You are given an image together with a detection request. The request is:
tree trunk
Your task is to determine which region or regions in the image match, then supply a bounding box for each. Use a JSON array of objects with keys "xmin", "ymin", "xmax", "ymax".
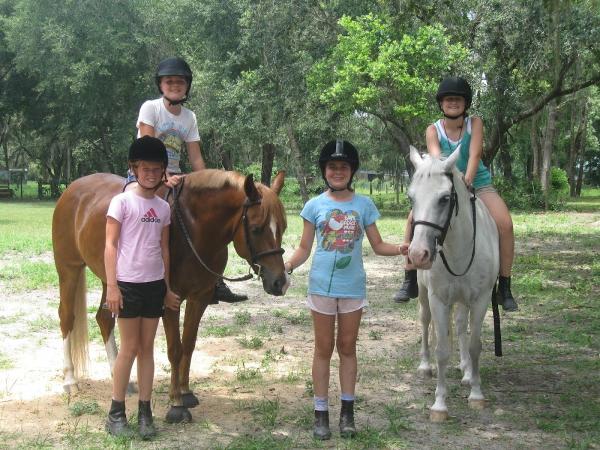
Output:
[
  {"xmin": 212, "ymin": 130, "xmax": 233, "ymax": 171},
  {"xmin": 499, "ymin": 145, "xmax": 512, "ymax": 180},
  {"xmin": 530, "ymin": 113, "xmax": 541, "ymax": 180},
  {"xmin": 568, "ymin": 101, "xmax": 587, "ymax": 197},
  {"xmin": 100, "ymin": 132, "xmax": 114, "ymax": 173},
  {"xmin": 286, "ymin": 123, "xmax": 309, "ymax": 204},
  {"xmin": 540, "ymin": 100, "xmax": 558, "ymax": 207},
  {"xmin": 260, "ymin": 143, "xmax": 275, "ymax": 186},
  {"xmin": 575, "ymin": 155, "xmax": 584, "ymax": 196}
]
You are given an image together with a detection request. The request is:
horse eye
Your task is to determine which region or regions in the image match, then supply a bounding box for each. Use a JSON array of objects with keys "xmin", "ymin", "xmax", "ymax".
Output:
[
  {"xmin": 251, "ymin": 226, "xmax": 262, "ymax": 235},
  {"xmin": 439, "ymin": 195, "xmax": 450, "ymax": 205}
]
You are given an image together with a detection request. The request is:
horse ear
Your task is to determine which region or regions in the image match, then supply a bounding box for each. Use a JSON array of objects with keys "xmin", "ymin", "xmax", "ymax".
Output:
[
  {"xmin": 409, "ymin": 145, "xmax": 423, "ymax": 169},
  {"xmin": 270, "ymin": 171, "xmax": 285, "ymax": 196},
  {"xmin": 441, "ymin": 145, "xmax": 461, "ymax": 172},
  {"xmin": 244, "ymin": 173, "xmax": 261, "ymax": 202}
]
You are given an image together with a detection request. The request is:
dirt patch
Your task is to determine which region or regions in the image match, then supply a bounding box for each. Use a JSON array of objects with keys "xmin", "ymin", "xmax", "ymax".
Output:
[{"xmin": 0, "ymin": 241, "xmax": 593, "ymax": 449}]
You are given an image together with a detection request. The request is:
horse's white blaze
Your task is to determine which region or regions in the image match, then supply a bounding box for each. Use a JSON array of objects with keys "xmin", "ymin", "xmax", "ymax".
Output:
[
  {"xmin": 105, "ymin": 329, "xmax": 118, "ymax": 373},
  {"xmin": 269, "ymin": 217, "xmax": 277, "ymax": 242},
  {"xmin": 409, "ymin": 148, "xmax": 498, "ymax": 421}
]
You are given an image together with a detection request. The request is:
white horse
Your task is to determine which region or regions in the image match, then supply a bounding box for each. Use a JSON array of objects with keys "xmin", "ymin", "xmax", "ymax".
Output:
[{"xmin": 407, "ymin": 146, "xmax": 499, "ymax": 422}]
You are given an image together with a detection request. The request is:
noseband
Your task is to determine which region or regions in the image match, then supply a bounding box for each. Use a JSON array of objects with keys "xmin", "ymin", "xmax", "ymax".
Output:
[
  {"xmin": 411, "ymin": 173, "xmax": 477, "ymax": 276},
  {"xmin": 171, "ymin": 180, "xmax": 284, "ymax": 281}
]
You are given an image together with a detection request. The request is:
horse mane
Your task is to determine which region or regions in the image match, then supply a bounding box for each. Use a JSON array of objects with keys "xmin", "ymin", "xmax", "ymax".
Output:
[
  {"xmin": 184, "ymin": 169, "xmax": 245, "ymax": 191},
  {"xmin": 185, "ymin": 169, "xmax": 287, "ymax": 229}
]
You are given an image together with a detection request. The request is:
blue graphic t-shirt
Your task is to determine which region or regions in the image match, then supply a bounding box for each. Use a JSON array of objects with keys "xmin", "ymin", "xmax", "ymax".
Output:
[{"xmin": 301, "ymin": 192, "xmax": 380, "ymax": 299}]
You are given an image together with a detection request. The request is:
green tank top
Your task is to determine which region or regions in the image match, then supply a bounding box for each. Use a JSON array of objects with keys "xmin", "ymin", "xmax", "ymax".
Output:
[{"xmin": 434, "ymin": 117, "xmax": 492, "ymax": 189}]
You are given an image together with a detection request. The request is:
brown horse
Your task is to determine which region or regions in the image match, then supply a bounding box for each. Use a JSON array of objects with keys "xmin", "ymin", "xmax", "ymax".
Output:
[{"xmin": 52, "ymin": 169, "xmax": 288, "ymax": 422}]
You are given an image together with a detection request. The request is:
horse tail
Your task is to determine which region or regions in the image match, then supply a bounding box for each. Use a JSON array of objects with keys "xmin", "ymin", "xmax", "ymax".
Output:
[{"xmin": 70, "ymin": 268, "xmax": 89, "ymax": 378}]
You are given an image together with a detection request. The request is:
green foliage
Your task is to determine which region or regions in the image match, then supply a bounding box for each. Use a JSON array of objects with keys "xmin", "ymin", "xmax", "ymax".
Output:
[
  {"xmin": 550, "ymin": 167, "xmax": 569, "ymax": 194},
  {"xmin": 69, "ymin": 400, "xmax": 101, "ymax": 417},
  {"xmin": 494, "ymin": 176, "xmax": 569, "ymax": 210}
]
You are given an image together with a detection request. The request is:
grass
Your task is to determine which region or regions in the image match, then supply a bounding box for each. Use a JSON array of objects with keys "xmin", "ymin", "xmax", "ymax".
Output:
[
  {"xmin": 0, "ymin": 201, "xmax": 54, "ymax": 255},
  {"xmin": 68, "ymin": 400, "xmax": 102, "ymax": 417},
  {"xmin": 0, "ymin": 351, "xmax": 13, "ymax": 369},
  {"xmin": 0, "ymin": 189, "xmax": 598, "ymax": 449}
]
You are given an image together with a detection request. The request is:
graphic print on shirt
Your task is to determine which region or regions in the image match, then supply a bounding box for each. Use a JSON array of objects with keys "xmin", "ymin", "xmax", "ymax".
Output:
[
  {"xmin": 158, "ymin": 128, "xmax": 185, "ymax": 172},
  {"xmin": 317, "ymin": 208, "xmax": 362, "ymax": 293},
  {"xmin": 141, "ymin": 207, "xmax": 161, "ymax": 223}
]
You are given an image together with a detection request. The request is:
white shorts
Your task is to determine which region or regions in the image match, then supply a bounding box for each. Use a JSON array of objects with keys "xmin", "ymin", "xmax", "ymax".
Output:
[{"xmin": 307, "ymin": 294, "xmax": 367, "ymax": 316}]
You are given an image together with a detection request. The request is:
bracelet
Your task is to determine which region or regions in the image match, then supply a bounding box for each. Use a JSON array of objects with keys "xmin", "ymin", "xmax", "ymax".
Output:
[{"xmin": 285, "ymin": 262, "xmax": 293, "ymax": 275}]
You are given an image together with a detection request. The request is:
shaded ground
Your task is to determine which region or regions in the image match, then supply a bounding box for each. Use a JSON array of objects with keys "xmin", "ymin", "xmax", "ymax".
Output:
[{"xmin": 1, "ymin": 210, "xmax": 599, "ymax": 449}]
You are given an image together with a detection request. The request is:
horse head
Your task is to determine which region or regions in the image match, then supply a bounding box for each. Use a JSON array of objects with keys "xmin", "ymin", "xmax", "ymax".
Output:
[
  {"xmin": 407, "ymin": 145, "xmax": 463, "ymax": 269},
  {"xmin": 232, "ymin": 171, "xmax": 289, "ymax": 296}
]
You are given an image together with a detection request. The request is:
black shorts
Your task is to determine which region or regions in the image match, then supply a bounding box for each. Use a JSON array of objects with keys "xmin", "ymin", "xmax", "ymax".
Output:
[{"xmin": 117, "ymin": 279, "xmax": 166, "ymax": 319}]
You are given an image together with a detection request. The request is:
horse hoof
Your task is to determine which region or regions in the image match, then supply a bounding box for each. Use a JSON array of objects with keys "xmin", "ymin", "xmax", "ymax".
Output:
[
  {"xmin": 126, "ymin": 382, "xmax": 138, "ymax": 395},
  {"xmin": 182, "ymin": 392, "xmax": 199, "ymax": 408},
  {"xmin": 430, "ymin": 409, "xmax": 448, "ymax": 422},
  {"xmin": 468, "ymin": 399, "xmax": 486, "ymax": 410},
  {"xmin": 461, "ymin": 377, "xmax": 471, "ymax": 386},
  {"xmin": 165, "ymin": 406, "xmax": 192, "ymax": 424},
  {"xmin": 62, "ymin": 382, "xmax": 79, "ymax": 394},
  {"xmin": 417, "ymin": 368, "xmax": 433, "ymax": 378}
]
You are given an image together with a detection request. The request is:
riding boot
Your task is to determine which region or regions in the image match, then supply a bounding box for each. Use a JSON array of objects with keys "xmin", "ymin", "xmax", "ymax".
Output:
[
  {"xmin": 105, "ymin": 399, "xmax": 130, "ymax": 437},
  {"xmin": 313, "ymin": 410, "xmax": 331, "ymax": 440},
  {"xmin": 211, "ymin": 279, "xmax": 249, "ymax": 304},
  {"xmin": 393, "ymin": 270, "xmax": 418, "ymax": 303},
  {"xmin": 339, "ymin": 400, "xmax": 357, "ymax": 438},
  {"xmin": 138, "ymin": 400, "xmax": 157, "ymax": 440},
  {"xmin": 497, "ymin": 276, "xmax": 518, "ymax": 311}
]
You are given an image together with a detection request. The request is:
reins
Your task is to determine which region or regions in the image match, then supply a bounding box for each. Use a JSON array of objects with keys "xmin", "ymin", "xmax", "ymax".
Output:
[
  {"xmin": 411, "ymin": 173, "xmax": 477, "ymax": 277},
  {"xmin": 171, "ymin": 179, "xmax": 284, "ymax": 282}
]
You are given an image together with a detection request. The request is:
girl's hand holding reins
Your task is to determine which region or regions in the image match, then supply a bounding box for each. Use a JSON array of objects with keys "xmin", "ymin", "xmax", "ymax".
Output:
[
  {"xmin": 164, "ymin": 289, "xmax": 181, "ymax": 311},
  {"xmin": 106, "ymin": 284, "xmax": 122, "ymax": 316},
  {"xmin": 164, "ymin": 174, "xmax": 183, "ymax": 188}
]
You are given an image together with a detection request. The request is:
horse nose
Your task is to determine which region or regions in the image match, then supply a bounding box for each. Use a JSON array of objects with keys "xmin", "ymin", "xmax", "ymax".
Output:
[
  {"xmin": 409, "ymin": 247, "xmax": 430, "ymax": 268},
  {"xmin": 268, "ymin": 274, "xmax": 288, "ymax": 296}
]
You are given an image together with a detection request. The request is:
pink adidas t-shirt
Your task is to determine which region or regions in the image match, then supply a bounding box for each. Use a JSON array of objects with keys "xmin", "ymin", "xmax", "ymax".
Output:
[{"xmin": 106, "ymin": 190, "xmax": 171, "ymax": 283}]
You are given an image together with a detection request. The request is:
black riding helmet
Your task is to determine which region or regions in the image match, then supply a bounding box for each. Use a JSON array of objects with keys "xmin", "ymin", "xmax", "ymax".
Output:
[
  {"xmin": 128, "ymin": 136, "xmax": 168, "ymax": 168},
  {"xmin": 436, "ymin": 77, "xmax": 472, "ymax": 118},
  {"xmin": 318, "ymin": 140, "xmax": 360, "ymax": 191},
  {"xmin": 155, "ymin": 57, "xmax": 193, "ymax": 104}
]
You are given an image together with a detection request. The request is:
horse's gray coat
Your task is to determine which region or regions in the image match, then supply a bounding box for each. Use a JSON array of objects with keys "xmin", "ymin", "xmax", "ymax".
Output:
[{"xmin": 407, "ymin": 146, "xmax": 499, "ymax": 420}]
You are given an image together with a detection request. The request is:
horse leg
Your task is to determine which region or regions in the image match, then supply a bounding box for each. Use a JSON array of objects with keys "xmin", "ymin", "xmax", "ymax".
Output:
[
  {"xmin": 95, "ymin": 283, "xmax": 137, "ymax": 394},
  {"xmin": 429, "ymin": 298, "xmax": 451, "ymax": 422},
  {"xmin": 417, "ymin": 285, "xmax": 433, "ymax": 378},
  {"xmin": 179, "ymin": 298, "xmax": 208, "ymax": 409},
  {"xmin": 57, "ymin": 264, "xmax": 88, "ymax": 394},
  {"xmin": 467, "ymin": 298, "xmax": 488, "ymax": 409},
  {"xmin": 454, "ymin": 303, "xmax": 472, "ymax": 385},
  {"xmin": 163, "ymin": 306, "xmax": 192, "ymax": 423}
]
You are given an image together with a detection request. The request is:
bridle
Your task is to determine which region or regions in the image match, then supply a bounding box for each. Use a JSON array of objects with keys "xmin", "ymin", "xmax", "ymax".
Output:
[
  {"xmin": 171, "ymin": 179, "xmax": 284, "ymax": 282},
  {"xmin": 411, "ymin": 173, "xmax": 477, "ymax": 276}
]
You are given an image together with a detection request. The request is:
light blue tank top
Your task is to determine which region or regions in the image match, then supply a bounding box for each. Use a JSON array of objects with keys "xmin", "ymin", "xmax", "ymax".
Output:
[{"xmin": 434, "ymin": 117, "xmax": 492, "ymax": 189}]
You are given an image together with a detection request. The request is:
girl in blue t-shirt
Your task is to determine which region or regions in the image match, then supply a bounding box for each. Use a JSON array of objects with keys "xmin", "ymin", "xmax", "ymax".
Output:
[{"xmin": 285, "ymin": 140, "xmax": 407, "ymax": 440}]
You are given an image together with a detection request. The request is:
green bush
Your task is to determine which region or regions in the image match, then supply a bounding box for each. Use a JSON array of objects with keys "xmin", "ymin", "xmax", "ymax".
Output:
[
  {"xmin": 550, "ymin": 167, "xmax": 569, "ymax": 194},
  {"xmin": 494, "ymin": 174, "xmax": 567, "ymax": 211}
]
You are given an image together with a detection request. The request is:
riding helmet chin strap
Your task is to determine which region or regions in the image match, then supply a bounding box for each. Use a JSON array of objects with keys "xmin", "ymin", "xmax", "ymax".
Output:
[{"xmin": 165, "ymin": 96, "xmax": 187, "ymax": 106}]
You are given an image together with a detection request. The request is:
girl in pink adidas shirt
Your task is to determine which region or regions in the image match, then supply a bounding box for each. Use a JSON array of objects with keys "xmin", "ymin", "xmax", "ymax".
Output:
[{"xmin": 104, "ymin": 136, "xmax": 180, "ymax": 439}]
